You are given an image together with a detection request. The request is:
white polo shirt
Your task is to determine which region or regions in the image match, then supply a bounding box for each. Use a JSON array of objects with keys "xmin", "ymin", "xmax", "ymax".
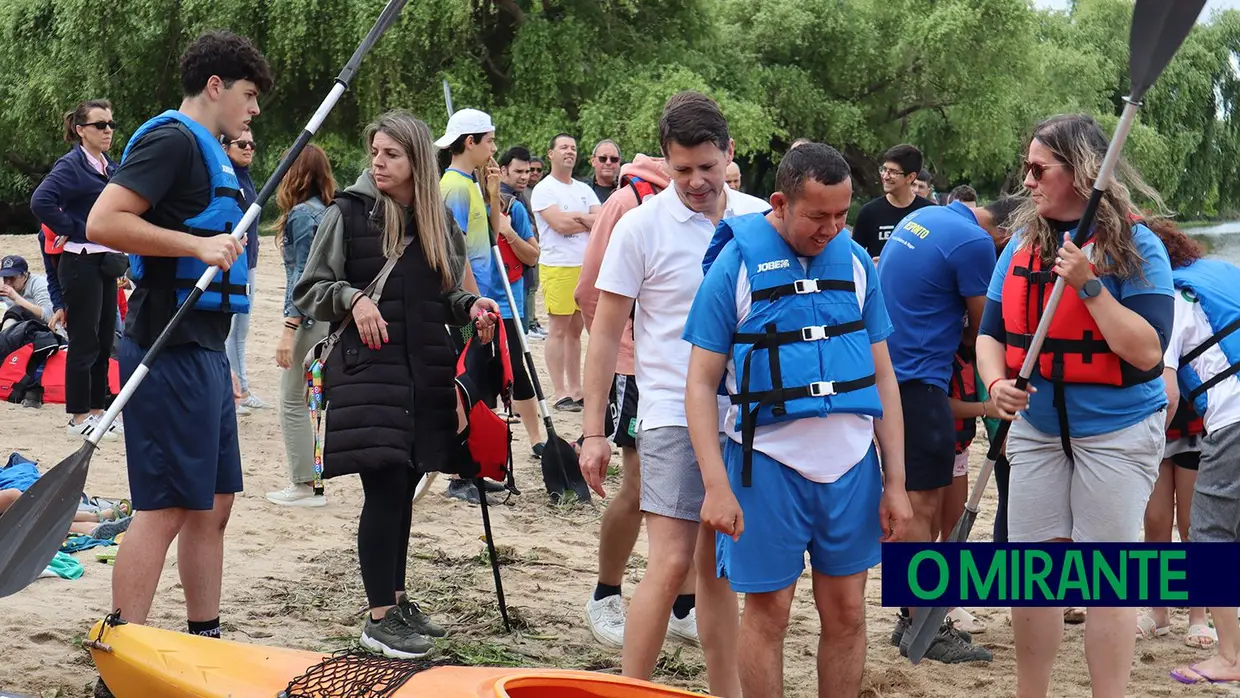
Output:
[
  {"xmin": 595, "ymin": 184, "xmax": 770, "ymax": 431},
  {"xmin": 1165, "ymin": 290, "xmax": 1240, "ymax": 434}
]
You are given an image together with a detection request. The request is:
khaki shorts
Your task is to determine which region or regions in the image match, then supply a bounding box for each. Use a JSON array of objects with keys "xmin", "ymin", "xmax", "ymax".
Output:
[{"xmin": 539, "ymin": 264, "xmax": 581, "ymax": 316}]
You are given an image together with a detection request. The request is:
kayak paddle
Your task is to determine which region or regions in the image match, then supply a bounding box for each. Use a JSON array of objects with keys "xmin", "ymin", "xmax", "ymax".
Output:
[{"xmin": 901, "ymin": 0, "xmax": 1208, "ymax": 664}]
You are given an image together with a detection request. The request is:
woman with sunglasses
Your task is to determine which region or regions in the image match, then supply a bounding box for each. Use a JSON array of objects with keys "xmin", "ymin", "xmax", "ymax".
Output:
[
  {"xmin": 222, "ymin": 128, "xmax": 267, "ymax": 412},
  {"xmin": 31, "ymin": 99, "xmax": 124, "ymax": 441},
  {"xmin": 975, "ymin": 114, "xmax": 1173, "ymax": 697}
]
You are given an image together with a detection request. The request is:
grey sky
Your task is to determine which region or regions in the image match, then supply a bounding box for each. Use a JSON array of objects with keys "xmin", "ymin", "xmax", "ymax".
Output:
[{"xmin": 1032, "ymin": 0, "xmax": 1240, "ymax": 21}]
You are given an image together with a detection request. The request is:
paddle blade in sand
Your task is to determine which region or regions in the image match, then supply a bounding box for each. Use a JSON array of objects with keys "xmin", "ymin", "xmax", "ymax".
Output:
[
  {"xmin": 0, "ymin": 442, "xmax": 92, "ymax": 598},
  {"xmin": 902, "ymin": 0, "xmax": 1208, "ymax": 665}
]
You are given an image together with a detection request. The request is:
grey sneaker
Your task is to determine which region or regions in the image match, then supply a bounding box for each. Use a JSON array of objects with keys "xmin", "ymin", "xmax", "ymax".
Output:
[
  {"xmin": 360, "ymin": 607, "xmax": 433, "ymax": 659},
  {"xmin": 399, "ymin": 598, "xmax": 447, "ymax": 638},
  {"xmin": 898, "ymin": 620, "xmax": 992, "ymax": 664},
  {"xmin": 891, "ymin": 614, "xmax": 971, "ymax": 647}
]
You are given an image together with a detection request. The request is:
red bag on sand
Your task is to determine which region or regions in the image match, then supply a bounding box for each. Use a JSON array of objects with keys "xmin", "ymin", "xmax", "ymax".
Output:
[
  {"xmin": 453, "ymin": 315, "xmax": 515, "ymax": 484},
  {"xmin": 0, "ymin": 346, "xmax": 120, "ymax": 404}
]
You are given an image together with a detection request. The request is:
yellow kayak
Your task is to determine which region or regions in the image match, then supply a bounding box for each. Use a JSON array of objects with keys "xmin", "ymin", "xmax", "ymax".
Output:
[{"xmin": 85, "ymin": 618, "xmax": 708, "ymax": 697}]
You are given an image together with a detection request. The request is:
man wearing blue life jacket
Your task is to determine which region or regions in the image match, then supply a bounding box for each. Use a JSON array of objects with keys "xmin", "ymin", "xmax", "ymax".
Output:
[
  {"xmin": 85, "ymin": 29, "xmax": 273, "ymax": 663},
  {"xmin": 683, "ymin": 143, "xmax": 913, "ymax": 697},
  {"xmin": 877, "ymin": 195, "xmax": 1019, "ymax": 662}
]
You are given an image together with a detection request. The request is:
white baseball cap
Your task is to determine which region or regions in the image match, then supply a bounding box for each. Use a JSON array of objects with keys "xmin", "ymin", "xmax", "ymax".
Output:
[{"xmin": 434, "ymin": 108, "xmax": 495, "ymax": 149}]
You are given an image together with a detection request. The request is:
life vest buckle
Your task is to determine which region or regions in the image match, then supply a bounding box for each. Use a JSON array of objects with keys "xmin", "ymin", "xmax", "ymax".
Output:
[
  {"xmin": 793, "ymin": 279, "xmax": 818, "ymax": 295},
  {"xmin": 801, "ymin": 325, "xmax": 829, "ymax": 342},
  {"xmin": 807, "ymin": 381, "xmax": 836, "ymax": 397}
]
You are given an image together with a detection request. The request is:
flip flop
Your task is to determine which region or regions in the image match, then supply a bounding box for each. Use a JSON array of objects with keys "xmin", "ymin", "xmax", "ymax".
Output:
[
  {"xmin": 1170, "ymin": 662, "xmax": 1240, "ymax": 685},
  {"xmin": 1064, "ymin": 607, "xmax": 1086, "ymax": 624},
  {"xmin": 1185, "ymin": 623, "xmax": 1218, "ymax": 649},
  {"xmin": 1135, "ymin": 612, "xmax": 1170, "ymax": 639},
  {"xmin": 946, "ymin": 608, "xmax": 987, "ymax": 634}
]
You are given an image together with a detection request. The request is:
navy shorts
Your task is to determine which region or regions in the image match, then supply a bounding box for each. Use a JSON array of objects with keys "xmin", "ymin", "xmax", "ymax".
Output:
[
  {"xmin": 900, "ymin": 381, "xmax": 956, "ymax": 492},
  {"xmin": 717, "ymin": 440, "xmax": 883, "ymax": 593},
  {"xmin": 119, "ymin": 339, "xmax": 242, "ymax": 511}
]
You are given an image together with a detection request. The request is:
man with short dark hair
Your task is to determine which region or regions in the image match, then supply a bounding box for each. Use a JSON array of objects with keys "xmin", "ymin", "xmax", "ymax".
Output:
[
  {"xmin": 530, "ymin": 133, "xmax": 600, "ymax": 410},
  {"xmin": 851, "ymin": 144, "xmax": 935, "ymax": 261},
  {"xmin": 86, "ymin": 30, "xmax": 273, "ymax": 665},
  {"xmin": 949, "ymin": 184, "xmax": 978, "ymax": 207},
  {"xmin": 580, "ymin": 90, "xmax": 766, "ymax": 696},
  {"xmin": 913, "ymin": 169, "xmax": 934, "ymax": 201},
  {"xmin": 878, "ymin": 194, "xmax": 1018, "ymax": 664},
  {"xmin": 684, "ymin": 142, "xmax": 913, "ymax": 697},
  {"xmin": 589, "ymin": 139, "xmax": 622, "ymax": 203}
]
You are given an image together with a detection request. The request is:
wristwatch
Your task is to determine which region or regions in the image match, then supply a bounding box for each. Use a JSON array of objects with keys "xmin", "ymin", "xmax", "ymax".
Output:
[{"xmin": 1079, "ymin": 278, "xmax": 1103, "ymax": 300}]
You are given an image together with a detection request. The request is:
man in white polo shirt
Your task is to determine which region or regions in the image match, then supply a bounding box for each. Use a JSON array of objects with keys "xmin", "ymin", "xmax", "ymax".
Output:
[
  {"xmin": 530, "ymin": 133, "xmax": 600, "ymax": 412},
  {"xmin": 578, "ymin": 91, "xmax": 767, "ymax": 698}
]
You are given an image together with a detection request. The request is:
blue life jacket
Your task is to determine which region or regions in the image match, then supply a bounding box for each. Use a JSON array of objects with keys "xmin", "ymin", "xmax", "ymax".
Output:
[
  {"xmin": 1171, "ymin": 258, "xmax": 1240, "ymax": 418},
  {"xmin": 121, "ymin": 110, "xmax": 250, "ymax": 314},
  {"xmin": 704, "ymin": 212, "xmax": 883, "ymax": 486}
]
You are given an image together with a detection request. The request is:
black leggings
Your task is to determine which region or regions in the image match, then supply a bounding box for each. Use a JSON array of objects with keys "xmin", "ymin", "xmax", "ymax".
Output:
[
  {"xmin": 58, "ymin": 252, "xmax": 116, "ymax": 415},
  {"xmin": 992, "ymin": 453, "xmax": 1011, "ymax": 543},
  {"xmin": 358, "ymin": 464, "xmax": 423, "ymax": 609}
]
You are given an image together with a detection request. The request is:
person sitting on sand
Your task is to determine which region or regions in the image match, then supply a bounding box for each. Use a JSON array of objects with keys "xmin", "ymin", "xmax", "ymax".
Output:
[
  {"xmin": 0, "ymin": 453, "xmax": 132, "ymax": 540},
  {"xmin": 295, "ymin": 109, "xmax": 499, "ymax": 660}
]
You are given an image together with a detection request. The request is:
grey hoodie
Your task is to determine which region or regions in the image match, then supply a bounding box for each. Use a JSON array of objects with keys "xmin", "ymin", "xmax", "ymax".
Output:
[{"xmin": 293, "ymin": 170, "xmax": 475, "ymax": 325}]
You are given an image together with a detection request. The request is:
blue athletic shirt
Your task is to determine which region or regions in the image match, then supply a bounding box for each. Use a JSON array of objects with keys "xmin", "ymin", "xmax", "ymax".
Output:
[
  {"xmin": 491, "ymin": 198, "xmax": 535, "ymax": 319},
  {"xmin": 983, "ymin": 223, "xmax": 1172, "ymax": 437},
  {"xmin": 877, "ymin": 201, "xmax": 996, "ymax": 391}
]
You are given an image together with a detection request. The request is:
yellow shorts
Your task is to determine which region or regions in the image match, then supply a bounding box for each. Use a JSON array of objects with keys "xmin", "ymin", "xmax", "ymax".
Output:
[{"xmin": 540, "ymin": 264, "xmax": 582, "ymax": 316}]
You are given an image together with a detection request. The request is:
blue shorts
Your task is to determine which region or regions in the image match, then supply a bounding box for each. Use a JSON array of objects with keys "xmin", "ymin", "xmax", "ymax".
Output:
[
  {"xmin": 119, "ymin": 339, "xmax": 242, "ymax": 511},
  {"xmin": 717, "ymin": 440, "xmax": 883, "ymax": 593}
]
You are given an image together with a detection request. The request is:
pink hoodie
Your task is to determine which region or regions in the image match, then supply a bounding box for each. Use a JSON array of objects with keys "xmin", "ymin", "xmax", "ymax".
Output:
[{"xmin": 574, "ymin": 154, "xmax": 671, "ymax": 377}]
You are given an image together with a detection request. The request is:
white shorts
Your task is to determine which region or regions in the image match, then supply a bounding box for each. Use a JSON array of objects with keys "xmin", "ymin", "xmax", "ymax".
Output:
[
  {"xmin": 1006, "ymin": 410, "xmax": 1165, "ymax": 542},
  {"xmin": 953, "ymin": 451, "xmax": 969, "ymax": 478}
]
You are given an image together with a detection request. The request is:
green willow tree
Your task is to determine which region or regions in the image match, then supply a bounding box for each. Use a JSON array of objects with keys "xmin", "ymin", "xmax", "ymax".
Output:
[{"xmin": 0, "ymin": 0, "xmax": 1236, "ymax": 230}]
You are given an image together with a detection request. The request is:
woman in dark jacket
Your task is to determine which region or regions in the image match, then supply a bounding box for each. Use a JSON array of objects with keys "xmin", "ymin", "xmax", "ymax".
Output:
[
  {"xmin": 30, "ymin": 99, "xmax": 123, "ymax": 441},
  {"xmin": 294, "ymin": 110, "xmax": 498, "ymax": 659}
]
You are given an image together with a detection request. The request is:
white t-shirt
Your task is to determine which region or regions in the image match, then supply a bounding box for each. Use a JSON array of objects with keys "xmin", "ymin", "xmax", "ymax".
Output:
[
  {"xmin": 721, "ymin": 254, "xmax": 875, "ymax": 484},
  {"xmin": 530, "ymin": 176, "xmax": 601, "ymax": 267},
  {"xmin": 595, "ymin": 186, "xmax": 770, "ymax": 431},
  {"xmin": 1164, "ymin": 291, "xmax": 1240, "ymax": 434}
]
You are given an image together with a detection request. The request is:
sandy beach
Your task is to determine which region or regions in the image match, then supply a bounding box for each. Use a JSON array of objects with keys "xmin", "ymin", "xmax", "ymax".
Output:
[{"xmin": 0, "ymin": 232, "xmax": 1223, "ymax": 697}]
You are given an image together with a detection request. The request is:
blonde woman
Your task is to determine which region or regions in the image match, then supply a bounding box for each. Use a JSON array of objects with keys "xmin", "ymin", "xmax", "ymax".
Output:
[
  {"xmin": 294, "ymin": 110, "xmax": 499, "ymax": 658},
  {"xmin": 976, "ymin": 114, "xmax": 1173, "ymax": 697},
  {"xmin": 266, "ymin": 143, "xmax": 336, "ymax": 507}
]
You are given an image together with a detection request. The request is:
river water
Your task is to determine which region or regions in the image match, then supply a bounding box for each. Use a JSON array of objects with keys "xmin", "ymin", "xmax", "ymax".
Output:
[{"xmin": 1189, "ymin": 220, "xmax": 1240, "ymax": 264}]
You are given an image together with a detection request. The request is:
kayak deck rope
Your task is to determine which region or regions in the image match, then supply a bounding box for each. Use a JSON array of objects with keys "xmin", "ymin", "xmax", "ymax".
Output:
[{"xmin": 280, "ymin": 649, "xmax": 449, "ymax": 698}]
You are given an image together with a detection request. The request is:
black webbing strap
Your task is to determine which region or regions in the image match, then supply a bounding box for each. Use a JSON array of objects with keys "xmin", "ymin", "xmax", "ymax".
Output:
[
  {"xmin": 734, "ymin": 320, "xmax": 867, "ymax": 348},
  {"xmin": 750, "ymin": 278, "xmax": 855, "ymax": 303},
  {"xmin": 175, "ymin": 222, "xmax": 245, "ymax": 311},
  {"xmin": 1004, "ymin": 332, "xmax": 1111, "ymax": 360},
  {"xmin": 1050, "ymin": 354, "xmax": 1074, "ymax": 464},
  {"xmin": 1188, "ymin": 361, "xmax": 1240, "ymax": 403},
  {"xmin": 1183, "ymin": 317, "xmax": 1240, "ymax": 364}
]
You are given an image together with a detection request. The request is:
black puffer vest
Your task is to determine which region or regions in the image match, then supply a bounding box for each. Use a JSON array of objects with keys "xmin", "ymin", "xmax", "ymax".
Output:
[{"xmin": 321, "ymin": 192, "xmax": 460, "ymax": 478}]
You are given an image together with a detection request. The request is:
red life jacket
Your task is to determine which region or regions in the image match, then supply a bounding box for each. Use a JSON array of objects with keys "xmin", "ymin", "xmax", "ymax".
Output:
[
  {"xmin": 1166, "ymin": 397, "xmax": 1204, "ymax": 441},
  {"xmin": 622, "ymin": 174, "xmax": 660, "ymax": 204},
  {"xmin": 41, "ymin": 225, "xmax": 65, "ymax": 256},
  {"xmin": 1001, "ymin": 242, "xmax": 1160, "ymax": 387},
  {"xmin": 496, "ymin": 194, "xmax": 525, "ymax": 285},
  {"xmin": 950, "ymin": 350, "xmax": 979, "ymax": 454},
  {"xmin": 454, "ymin": 314, "xmax": 516, "ymax": 485}
]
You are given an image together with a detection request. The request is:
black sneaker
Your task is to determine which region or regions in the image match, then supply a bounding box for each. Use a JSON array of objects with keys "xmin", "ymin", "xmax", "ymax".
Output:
[
  {"xmin": 360, "ymin": 607, "xmax": 433, "ymax": 659},
  {"xmin": 21, "ymin": 386, "xmax": 43, "ymax": 408},
  {"xmin": 532, "ymin": 442, "xmax": 545, "ymax": 458},
  {"xmin": 399, "ymin": 597, "xmax": 447, "ymax": 638},
  {"xmin": 891, "ymin": 614, "xmax": 971, "ymax": 647},
  {"xmin": 897, "ymin": 620, "xmax": 991, "ymax": 664},
  {"xmin": 553, "ymin": 397, "xmax": 582, "ymax": 413}
]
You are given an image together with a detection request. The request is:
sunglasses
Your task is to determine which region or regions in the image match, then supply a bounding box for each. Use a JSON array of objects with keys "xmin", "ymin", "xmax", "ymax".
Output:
[
  {"xmin": 1023, "ymin": 160, "xmax": 1067, "ymax": 181},
  {"xmin": 231, "ymin": 140, "xmax": 257, "ymax": 151},
  {"xmin": 82, "ymin": 121, "xmax": 118, "ymax": 131},
  {"xmin": 596, "ymin": 156, "xmax": 620, "ymax": 164}
]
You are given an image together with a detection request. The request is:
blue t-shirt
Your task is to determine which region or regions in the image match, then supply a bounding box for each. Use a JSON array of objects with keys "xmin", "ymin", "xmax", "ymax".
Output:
[
  {"xmin": 683, "ymin": 235, "xmax": 893, "ymax": 357},
  {"xmin": 491, "ymin": 199, "xmax": 535, "ymax": 320},
  {"xmin": 877, "ymin": 201, "xmax": 996, "ymax": 391},
  {"xmin": 985, "ymin": 224, "xmax": 1172, "ymax": 437}
]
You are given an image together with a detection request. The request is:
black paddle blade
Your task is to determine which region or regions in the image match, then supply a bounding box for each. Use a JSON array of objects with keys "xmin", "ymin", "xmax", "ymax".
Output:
[
  {"xmin": 540, "ymin": 436, "xmax": 591, "ymax": 506},
  {"xmin": 1129, "ymin": 0, "xmax": 1207, "ymax": 100},
  {"xmin": 902, "ymin": 507, "xmax": 982, "ymax": 664},
  {"xmin": 0, "ymin": 442, "xmax": 94, "ymax": 598}
]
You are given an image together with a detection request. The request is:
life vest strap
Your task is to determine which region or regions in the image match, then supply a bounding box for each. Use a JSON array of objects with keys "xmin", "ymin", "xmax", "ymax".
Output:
[
  {"xmin": 1184, "ymin": 317, "xmax": 1240, "ymax": 365},
  {"xmin": 733, "ymin": 374, "xmax": 876, "ymax": 488},
  {"xmin": 751, "ymin": 278, "xmax": 855, "ymax": 303},
  {"xmin": 1011, "ymin": 264, "xmax": 1057, "ymax": 286},
  {"xmin": 733, "ymin": 319, "xmax": 866, "ymax": 347},
  {"xmin": 1187, "ymin": 360, "xmax": 1240, "ymax": 403},
  {"xmin": 1005, "ymin": 331, "xmax": 1112, "ymax": 359}
]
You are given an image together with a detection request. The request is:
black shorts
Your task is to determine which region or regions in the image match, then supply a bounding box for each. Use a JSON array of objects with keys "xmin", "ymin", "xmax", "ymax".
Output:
[
  {"xmin": 1171, "ymin": 451, "xmax": 1201, "ymax": 471},
  {"xmin": 502, "ymin": 318, "xmax": 535, "ymax": 401},
  {"xmin": 900, "ymin": 381, "xmax": 956, "ymax": 492},
  {"xmin": 604, "ymin": 374, "xmax": 639, "ymax": 449}
]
